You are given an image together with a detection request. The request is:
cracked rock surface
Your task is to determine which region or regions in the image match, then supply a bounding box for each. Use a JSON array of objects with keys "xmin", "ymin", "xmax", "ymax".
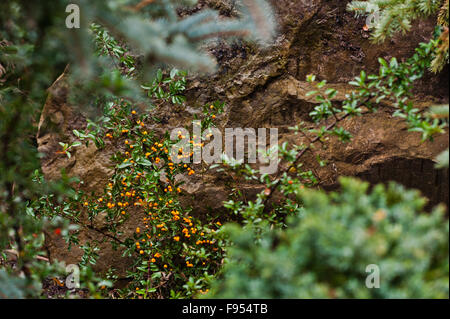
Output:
[{"xmin": 37, "ymin": 0, "xmax": 449, "ymax": 274}]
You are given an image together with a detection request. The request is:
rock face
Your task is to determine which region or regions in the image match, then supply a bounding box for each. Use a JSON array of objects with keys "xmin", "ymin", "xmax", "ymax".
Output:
[{"xmin": 37, "ymin": 0, "xmax": 449, "ymax": 274}]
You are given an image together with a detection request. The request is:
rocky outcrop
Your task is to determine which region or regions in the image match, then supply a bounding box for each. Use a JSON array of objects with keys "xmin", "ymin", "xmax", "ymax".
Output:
[{"xmin": 37, "ymin": 0, "xmax": 449, "ymax": 273}]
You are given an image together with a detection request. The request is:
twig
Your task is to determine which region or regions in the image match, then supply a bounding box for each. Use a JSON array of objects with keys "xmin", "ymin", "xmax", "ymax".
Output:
[
  {"xmin": 131, "ymin": 0, "xmax": 156, "ymax": 11},
  {"xmin": 3, "ymin": 249, "xmax": 49, "ymax": 262}
]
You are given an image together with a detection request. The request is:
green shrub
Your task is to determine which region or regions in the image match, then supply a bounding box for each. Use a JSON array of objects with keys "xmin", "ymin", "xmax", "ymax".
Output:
[
  {"xmin": 208, "ymin": 178, "xmax": 449, "ymax": 298},
  {"xmin": 0, "ymin": 0, "xmax": 276, "ymax": 298}
]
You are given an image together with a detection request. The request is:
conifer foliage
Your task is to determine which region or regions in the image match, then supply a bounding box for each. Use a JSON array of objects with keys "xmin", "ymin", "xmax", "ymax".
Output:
[{"xmin": 348, "ymin": 0, "xmax": 449, "ymax": 71}]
